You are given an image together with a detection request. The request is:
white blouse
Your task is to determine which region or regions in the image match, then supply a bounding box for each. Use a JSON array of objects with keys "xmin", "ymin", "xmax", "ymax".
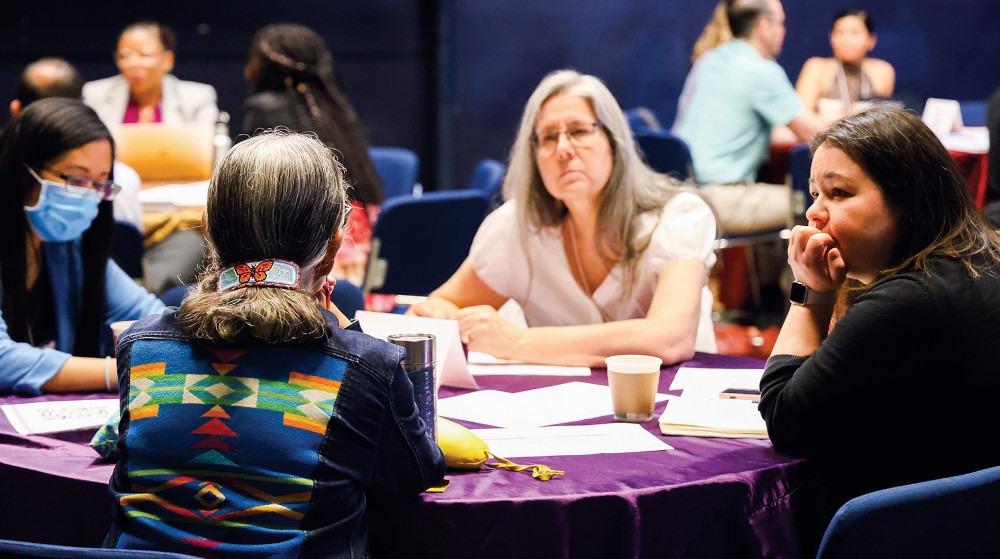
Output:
[{"xmin": 470, "ymin": 192, "xmax": 718, "ymax": 353}]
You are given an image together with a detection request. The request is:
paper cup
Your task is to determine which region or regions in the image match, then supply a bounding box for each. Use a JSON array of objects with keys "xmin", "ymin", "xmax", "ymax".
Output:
[
  {"xmin": 605, "ymin": 354, "xmax": 663, "ymax": 422},
  {"xmin": 110, "ymin": 321, "xmax": 136, "ymax": 347}
]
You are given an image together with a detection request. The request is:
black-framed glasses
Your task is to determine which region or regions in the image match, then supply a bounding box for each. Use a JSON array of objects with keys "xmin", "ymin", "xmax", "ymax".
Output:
[
  {"xmin": 30, "ymin": 166, "xmax": 121, "ymax": 200},
  {"xmin": 532, "ymin": 122, "xmax": 605, "ymax": 155}
]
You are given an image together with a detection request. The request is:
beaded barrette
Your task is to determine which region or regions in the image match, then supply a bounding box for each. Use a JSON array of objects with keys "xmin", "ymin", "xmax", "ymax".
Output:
[{"xmin": 217, "ymin": 259, "xmax": 300, "ymax": 292}]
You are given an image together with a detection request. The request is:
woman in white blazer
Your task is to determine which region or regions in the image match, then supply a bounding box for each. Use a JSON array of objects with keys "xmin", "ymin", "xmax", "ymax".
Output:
[{"xmin": 83, "ymin": 21, "xmax": 218, "ymax": 127}]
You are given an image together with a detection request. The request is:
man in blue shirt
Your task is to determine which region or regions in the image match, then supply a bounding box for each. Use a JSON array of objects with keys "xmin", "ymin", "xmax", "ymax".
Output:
[{"xmin": 674, "ymin": 0, "xmax": 822, "ymax": 235}]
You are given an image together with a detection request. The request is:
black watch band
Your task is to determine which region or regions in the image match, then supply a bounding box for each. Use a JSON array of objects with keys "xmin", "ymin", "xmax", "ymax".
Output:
[{"xmin": 789, "ymin": 281, "xmax": 837, "ymax": 306}]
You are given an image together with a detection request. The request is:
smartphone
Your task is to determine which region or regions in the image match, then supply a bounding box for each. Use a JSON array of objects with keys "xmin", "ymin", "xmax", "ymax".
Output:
[{"xmin": 719, "ymin": 388, "xmax": 761, "ymax": 401}]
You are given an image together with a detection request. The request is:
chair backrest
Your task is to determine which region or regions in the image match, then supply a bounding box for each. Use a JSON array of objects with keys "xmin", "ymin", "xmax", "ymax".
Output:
[
  {"xmin": 636, "ymin": 132, "xmax": 694, "ymax": 180},
  {"xmin": 362, "ymin": 190, "xmax": 491, "ymax": 297},
  {"xmin": 788, "ymin": 143, "xmax": 812, "ymax": 220},
  {"xmin": 113, "ymin": 220, "xmax": 145, "ymax": 279},
  {"xmin": 466, "ymin": 158, "xmax": 505, "ymax": 205},
  {"xmin": 368, "ymin": 146, "xmax": 419, "ymax": 201},
  {"xmin": 329, "ymin": 279, "xmax": 365, "ymax": 320},
  {"xmin": 113, "ymin": 123, "xmax": 214, "ymax": 183},
  {"xmin": 816, "ymin": 464, "xmax": 1000, "ymax": 559},
  {"xmin": 623, "ymin": 106, "xmax": 663, "ymax": 136},
  {"xmin": 0, "ymin": 538, "xmax": 197, "ymax": 558},
  {"xmin": 959, "ymin": 100, "xmax": 987, "ymax": 127}
]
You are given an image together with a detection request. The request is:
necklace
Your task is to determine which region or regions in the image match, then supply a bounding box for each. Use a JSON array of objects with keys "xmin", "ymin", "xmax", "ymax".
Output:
[{"xmin": 567, "ymin": 220, "xmax": 592, "ymax": 297}]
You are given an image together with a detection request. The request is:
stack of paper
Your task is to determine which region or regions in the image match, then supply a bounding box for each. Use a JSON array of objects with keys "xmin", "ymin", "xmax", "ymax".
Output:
[{"xmin": 658, "ymin": 367, "xmax": 768, "ymax": 439}]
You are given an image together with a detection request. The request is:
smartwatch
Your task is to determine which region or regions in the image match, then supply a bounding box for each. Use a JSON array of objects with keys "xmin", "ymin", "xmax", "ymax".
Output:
[{"xmin": 789, "ymin": 281, "xmax": 837, "ymax": 306}]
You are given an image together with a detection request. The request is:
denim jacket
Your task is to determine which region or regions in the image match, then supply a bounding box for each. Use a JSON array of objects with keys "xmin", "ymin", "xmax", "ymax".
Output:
[{"xmin": 105, "ymin": 308, "xmax": 445, "ymax": 559}]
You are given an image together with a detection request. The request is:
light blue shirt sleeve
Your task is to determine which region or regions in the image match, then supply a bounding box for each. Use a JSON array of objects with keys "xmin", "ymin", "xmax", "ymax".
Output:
[
  {"xmin": 104, "ymin": 260, "xmax": 166, "ymax": 324},
  {"xmin": 0, "ymin": 314, "xmax": 73, "ymax": 395},
  {"xmin": 0, "ymin": 260, "xmax": 164, "ymax": 396}
]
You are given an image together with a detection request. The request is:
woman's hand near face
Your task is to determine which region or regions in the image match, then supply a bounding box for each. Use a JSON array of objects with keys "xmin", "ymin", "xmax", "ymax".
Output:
[
  {"xmin": 456, "ymin": 305, "xmax": 525, "ymax": 360},
  {"xmin": 788, "ymin": 225, "xmax": 847, "ymax": 293}
]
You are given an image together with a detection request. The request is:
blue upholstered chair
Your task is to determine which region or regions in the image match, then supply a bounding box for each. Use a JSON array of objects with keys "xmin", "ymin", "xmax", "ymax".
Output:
[
  {"xmin": 368, "ymin": 146, "xmax": 419, "ymax": 201},
  {"xmin": 329, "ymin": 279, "xmax": 365, "ymax": 320},
  {"xmin": 788, "ymin": 143, "xmax": 812, "ymax": 221},
  {"xmin": 959, "ymin": 100, "xmax": 987, "ymax": 127},
  {"xmin": 816, "ymin": 464, "xmax": 1000, "ymax": 559},
  {"xmin": 623, "ymin": 106, "xmax": 663, "ymax": 136},
  {"xmin": 158, "ymin": 284, "xmax": 192, "ymax": 307},
  {"xmin": 635, "ymin": 132, "xmax": 694, "ymax": 181},
  {"xmin": 362, "ymin": 190, "xmax": 491, "ymax": 298},
  {"xmin": 112, "ymin": 220, "xmax": 145, "ymax": 279},
  {"xmin": 466, "ymin": 158, "xmax": 505, "ymax": 206},
  {"xmin": 0, "ymin": 539, "xmax": 197, "ymax": 558}
]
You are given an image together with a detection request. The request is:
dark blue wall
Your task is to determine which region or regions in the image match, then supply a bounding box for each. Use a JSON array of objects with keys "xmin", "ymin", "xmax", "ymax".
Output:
[{"xmin": 2, "ymin": 1, "xmax": 997, "ymax": 191}]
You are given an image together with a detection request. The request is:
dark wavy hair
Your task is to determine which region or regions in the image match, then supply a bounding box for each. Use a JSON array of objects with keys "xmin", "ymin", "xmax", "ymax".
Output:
[
  {"xmin": 119, "ymin": 20, "xmax": 177, "ymax": 52},
  {"xmin": 814, "ymin": 106, "xmax": 1000, "ymax": 282},
  {"xmin": 246, "ymin": 23, "xmax": 383, "ymax": 207},
  {"xmin": 832, "ymin": 9, "xmax": 874, "ymax": 33},
  {"xmin": 0, "ymin": 98, "xmax": 115, "ymax": 355}
]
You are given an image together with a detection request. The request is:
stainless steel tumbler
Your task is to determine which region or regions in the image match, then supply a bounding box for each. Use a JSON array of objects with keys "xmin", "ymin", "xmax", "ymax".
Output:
[{"xmin": 388, "ymin": 333, "xmax": 437, "ymax": 441}]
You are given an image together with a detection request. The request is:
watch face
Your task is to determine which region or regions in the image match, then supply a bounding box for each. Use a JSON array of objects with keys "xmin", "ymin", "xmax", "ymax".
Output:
[{"xmin": 790, "ymin": 281, "xmax": 808, "ymax": 303}]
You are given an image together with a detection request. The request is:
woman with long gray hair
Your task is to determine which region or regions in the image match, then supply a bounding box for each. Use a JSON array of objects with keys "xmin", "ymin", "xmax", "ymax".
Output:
[
  {"xmin": 411, "ymin": 69, "xmax": 718, "ymax": 366},
  {"xmin": 105, "ymin": 130, "xmax": 444, "ymax": 557}
]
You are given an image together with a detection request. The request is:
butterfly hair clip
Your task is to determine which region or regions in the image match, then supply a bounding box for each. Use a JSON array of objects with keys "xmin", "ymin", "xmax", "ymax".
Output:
[{"xmin": 217, "ymin": 259, "xmax": 300, "ymax": 292}]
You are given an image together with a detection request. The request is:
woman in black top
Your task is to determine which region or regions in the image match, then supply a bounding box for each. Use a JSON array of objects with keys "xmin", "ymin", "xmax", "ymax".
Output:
[{"xmin": 759, "ymin": 106, "xmax": 1000, "ymax": 547}]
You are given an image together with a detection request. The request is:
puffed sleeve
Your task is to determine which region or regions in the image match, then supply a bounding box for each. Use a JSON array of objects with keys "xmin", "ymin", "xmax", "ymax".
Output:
[
  {"xmin": 641, "ymin": 192, "xmax": 717, "ymax": 272},
  {"xmin": 468, "ymin": 201, "xmax": 530, "ymax": 301}
]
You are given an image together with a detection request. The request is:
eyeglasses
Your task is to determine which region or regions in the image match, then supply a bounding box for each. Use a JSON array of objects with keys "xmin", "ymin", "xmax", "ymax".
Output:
[
  {"xmin": 115, "ymin": 49, "xmax": 166, "ymax": 64},
  {"xmin": 532, "ymin": 122, "xmax": 605, "ymax": 155},
  {"xmin": 29, "ymin": 166, "xmax": 121, "ymax": 200},
  {"xmin": 340, "ymin": 202, "xmax": 354, "ymax": 230}
]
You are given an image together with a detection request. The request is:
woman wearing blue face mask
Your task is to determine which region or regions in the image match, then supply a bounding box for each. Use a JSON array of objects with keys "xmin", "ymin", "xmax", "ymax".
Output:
[{"xmin": 0, "ymin": 98, "xmax": 164, "ymax": 395}]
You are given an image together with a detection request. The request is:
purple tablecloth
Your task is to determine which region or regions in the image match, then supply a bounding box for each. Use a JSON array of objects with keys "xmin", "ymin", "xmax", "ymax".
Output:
[{"xmin": 0, "ymin": 353, "xmax": 812, "ymax": 557}]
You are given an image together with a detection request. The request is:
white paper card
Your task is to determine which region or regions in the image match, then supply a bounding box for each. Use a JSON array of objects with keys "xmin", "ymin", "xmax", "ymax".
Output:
[
  {"xmin": 472, "ymin": 423, "xmax": 673, "ymax": 457},
  {"xmin": 466, "ymin": 352, "xmax": 592, "ymax": 376},
  {"xmin": 138, "ymin": 180, "xmax": 210, "ymax": 212},
  {"xmin": 1, "ymin": 399, "xmax": 119, "ymax": 435},
  {"xmin": 438, "ymin": 381, "xmax": 670, "ymax": 428},
  {"xmin": 922, "ymin": 98, "xmax": 963, "ymax": 137},
  {"xmin": 670, "ymin": 367, "xmax": 763, "ymax": 399},
  {"xmin": 355, "ymin": 311, "xmax": 478, "ymax": 389}
]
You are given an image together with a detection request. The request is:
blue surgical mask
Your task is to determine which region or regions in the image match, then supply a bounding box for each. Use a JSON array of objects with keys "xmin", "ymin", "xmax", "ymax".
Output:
[{"xmin": 24, "ymin": 168, "xmax": 103, "ymax": 242}]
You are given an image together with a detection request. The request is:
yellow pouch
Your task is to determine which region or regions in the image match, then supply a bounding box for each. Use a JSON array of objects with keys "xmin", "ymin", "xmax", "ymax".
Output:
[
  {"xmin": 437, "ymin": 418, "xmax": 564, "ymax": 481},
  {"xmin": 438, "ymin": 417, "xmax": 490, "ymax": 469}
]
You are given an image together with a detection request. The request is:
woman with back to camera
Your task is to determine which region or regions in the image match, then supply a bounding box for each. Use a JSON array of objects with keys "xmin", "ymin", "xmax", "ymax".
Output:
[
  {"xmin": 758, "ymin": 106, "xmax": 1000, "ymax": 542},
  {"xmin": 0, "ymin": 98, "xmax": 164, "ymax": 394},
  {"xmin": 409, "ymin": 69, "xmax": 718, "ymax": 367},
  {"xmin": 104, "ymin": 131, "xmax": 444, "ymax": 557},
  {"xmin": 795, "ymin": 9, "xmax": 895, "ymax": 124},
  {"xmin": 83, "ymin": 20, "xmax": 219, "ymax": 126},
  {"xmin": 243, "ymin": 23, "xmax": 384, "ymax": 284}
]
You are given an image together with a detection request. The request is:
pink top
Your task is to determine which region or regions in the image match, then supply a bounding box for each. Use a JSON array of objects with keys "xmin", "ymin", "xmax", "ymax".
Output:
[{"xmin": 122, "ymin": 98, "xmax": 162, "ymax": 123}]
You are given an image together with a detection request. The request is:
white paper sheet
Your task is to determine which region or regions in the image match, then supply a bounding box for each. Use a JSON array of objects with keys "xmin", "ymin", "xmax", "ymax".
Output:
[
  {"xmin": 355, "ymin": 311, "xmax": 478, "ymax": 389},
  {"xmin": 438, "ymin": 381, "xmax": 671, "ymax": 428},
  {"xmin": 466, "ymin": 351, "xmax": 592, "ymax": 376},
  {"xmin": 472, "ymin": 423, "xmax": 673, "ymax": 457},
  {"xmin": 138, "ymin": 180, "xmax": 210, "ymax": 212},
  {"xmin": 1, "ymin": 399, "xmax": 119, "ymax": 435},
  {"xmin": 670, "ymin": 367, "xmax": 763, "ymax": 399}
]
